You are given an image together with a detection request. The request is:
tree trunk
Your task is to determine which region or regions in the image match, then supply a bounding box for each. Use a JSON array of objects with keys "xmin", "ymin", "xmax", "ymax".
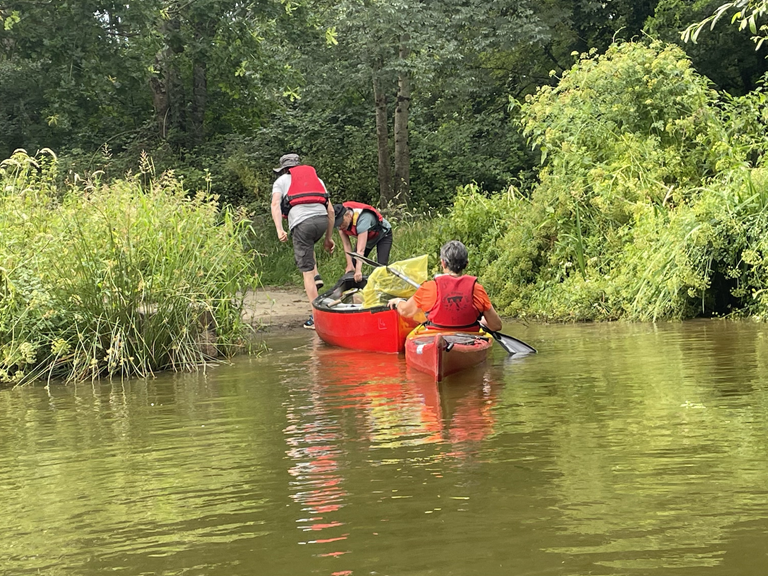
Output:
[
  {"xmin": 151, "ymin": 14, "xmax": 184, "ymax": 142},
  {"xmin": 166, "ymin": 62, "xmax": 185, "ymax": 140},
  {"xmin": 190, "ymin": 56, "xmax": 207, "ymax": 148},
  {"xmin": 394, "ymin": 33, "xmax": 411, "ymax": 205},
  {"xmin": 373, "ymin": 60, "xmax": 393, "ymax": 207},
  {"xmin": 149, "ymin": 69, "xmax": 168, "ymax": 139}
]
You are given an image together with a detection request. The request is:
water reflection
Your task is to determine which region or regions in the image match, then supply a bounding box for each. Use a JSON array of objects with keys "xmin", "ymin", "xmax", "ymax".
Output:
[
  {"xmin": 281, "ymin": 337, "xmax": 507, "ymax": 566},
  {"xmin": 6, "ymin": 322, "xmax": 768, "ymax": 575},
  {"xmin": 289, "ymin": 338, "xmax": 505, "ymax": 449}
]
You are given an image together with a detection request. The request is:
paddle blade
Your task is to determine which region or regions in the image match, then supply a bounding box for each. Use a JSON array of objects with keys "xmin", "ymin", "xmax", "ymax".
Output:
[
  {"xmin": 345, "ymin": 251, "xmax": 381, "ymax": 267},
  {"xmin": 482, "ymin": 326, "xmax": 537, "ymax": 355}
]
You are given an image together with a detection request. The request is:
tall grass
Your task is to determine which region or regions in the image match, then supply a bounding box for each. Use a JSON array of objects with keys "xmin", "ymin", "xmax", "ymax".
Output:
[{"xmin": 0, "ymin": 150, "xmax": 256, "ymax": 385}]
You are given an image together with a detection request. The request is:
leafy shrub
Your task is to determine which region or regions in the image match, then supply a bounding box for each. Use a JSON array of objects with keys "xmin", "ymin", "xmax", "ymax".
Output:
[
  {"xmin": 0, "ymin": 150, "xmax": 256, "ymax": 384},
  {"xmin": 436, "ymin": 40, "xmax": 768, "ymax": 321}
]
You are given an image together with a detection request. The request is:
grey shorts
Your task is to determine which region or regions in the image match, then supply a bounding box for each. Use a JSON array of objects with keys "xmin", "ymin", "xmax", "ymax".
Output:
[{"xmin": 291, "ymin": 215, "xmax": 328, "ymax": 272}]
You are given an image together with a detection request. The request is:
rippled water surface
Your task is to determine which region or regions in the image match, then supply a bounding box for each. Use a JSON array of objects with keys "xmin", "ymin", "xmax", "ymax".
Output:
[{"xmin": 3, "ymin": 321, "xmax": 768, "ymax": 575}]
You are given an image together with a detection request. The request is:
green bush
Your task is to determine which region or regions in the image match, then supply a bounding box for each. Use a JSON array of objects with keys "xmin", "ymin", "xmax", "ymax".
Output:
[
  {"xmin": 434, "ymin": 41, "xmax": 768, "ymax": 321},
  {"xmin": 0, "ymin": 150, "xmax": 257, "ymax": 384}
]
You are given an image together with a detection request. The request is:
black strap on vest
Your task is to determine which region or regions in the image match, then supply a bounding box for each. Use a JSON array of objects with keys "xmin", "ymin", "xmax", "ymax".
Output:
[{"xmin": 423, "ymin": 319, "xmax": 481, "ymax": 330}]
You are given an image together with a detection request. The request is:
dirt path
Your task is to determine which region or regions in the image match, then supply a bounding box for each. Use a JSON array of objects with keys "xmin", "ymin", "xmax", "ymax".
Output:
[{"xmin": 242, "ymin": 285, "xmax": 313, "ymax": 331}]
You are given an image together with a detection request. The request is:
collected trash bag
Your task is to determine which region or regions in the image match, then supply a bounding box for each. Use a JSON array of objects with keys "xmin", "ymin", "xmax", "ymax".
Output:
[{"xmin": 361, "ymin": 255, "xmax": 428, "ymax": 308}]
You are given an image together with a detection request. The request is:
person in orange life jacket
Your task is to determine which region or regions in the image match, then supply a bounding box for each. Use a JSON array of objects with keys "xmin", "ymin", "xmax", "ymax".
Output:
[
  {"xmin": 333, "ymin": 202, "xmax": 393, "ymax": 283},
  {"xmin": 270, "ymin": 153, "xmax": 336, "ymax": 329},
  {"xmin": 388, "ymin": 240, "xmax": 502, "ymax": 332}
]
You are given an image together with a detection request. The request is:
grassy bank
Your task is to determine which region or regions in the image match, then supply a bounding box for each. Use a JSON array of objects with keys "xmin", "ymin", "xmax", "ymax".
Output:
[
  {"xmin": 438, "ymin": 42, "xmax": 768, "ymax": 321},
  {"xmin": 0, "ymin": 150, "xmax": 256, "ymax": 385}
]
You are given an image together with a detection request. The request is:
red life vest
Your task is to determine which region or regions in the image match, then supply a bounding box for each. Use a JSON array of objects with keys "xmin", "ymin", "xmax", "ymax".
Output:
[
  {"xmin": 280, "ymin": 165, "xmax": 329, "ymax": 217},
  {"xmin": 342, "ymin": 201, "xmax": 384, "ymax": 241},
  {"xmin": 426, "ymin": 275, "xmax": 482, "ymax": 331}
]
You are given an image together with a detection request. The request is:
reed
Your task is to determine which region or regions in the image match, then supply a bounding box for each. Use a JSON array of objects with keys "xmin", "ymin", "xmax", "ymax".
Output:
[{"xmin": 0, "ymin": 150, "xmax": 256, "ymax": 385}]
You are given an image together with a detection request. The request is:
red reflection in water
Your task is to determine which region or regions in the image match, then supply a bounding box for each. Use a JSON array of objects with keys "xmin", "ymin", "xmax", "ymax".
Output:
[
  {"xmin": 303, "ymin": 337, "xmax": 503, "ymax": 451},
  {"xmin": 308, "ymin": 341, "xmax": 443, "ymax": 446},
  {"xmin": 283, "ymin": 336, "xmax": 503, "ymax": 571},
  {"xmin": 408, "ymin": 363, "xmax": 501, "ymax": 454}
]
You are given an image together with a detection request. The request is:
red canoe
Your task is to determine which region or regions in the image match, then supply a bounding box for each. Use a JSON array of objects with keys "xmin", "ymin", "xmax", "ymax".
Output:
[
  {"xmin": 313, "ymin": 276, "xmax": 419, "ymax": 354},
  {"xmin": 405, "ymin": 328, "xmax": 494, "ymax": 381}
]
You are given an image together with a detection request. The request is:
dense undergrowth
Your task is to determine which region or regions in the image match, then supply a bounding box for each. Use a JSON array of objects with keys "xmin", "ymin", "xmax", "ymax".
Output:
[
  {"xmin": 0, "ymin": 150, "xmax": 256, "ymax": 385},
  {"xmin": 252, "ymin": 42, "xmax": 768, "ymax": 323},
  {"xmin": 437, "ymin": 41, "xmax": 768, "ymax": 321}
]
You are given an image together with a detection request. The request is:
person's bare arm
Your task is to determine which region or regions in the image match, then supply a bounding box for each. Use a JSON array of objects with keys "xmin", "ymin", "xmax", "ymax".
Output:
[
  {"xmin": 352, "ymin": 230, "xmax": 368, "ymax": 281},
  {"xmin": 271, "ymin": 193, "xmax": 287, "ymax": 242},
  {"xmin": 323, "ymin": 203, "xmax": 335, "ymax": 253},
  {"xmin": 388, "ymin": 295, "xmax": 420, "ymax": 319},
  {"xmin": 480, "ymin": 305, "xmax": 503, "ymax": 332},
  {"xmin": 339, "ymin": 233, "xmax": 355, "ymax": 271}
]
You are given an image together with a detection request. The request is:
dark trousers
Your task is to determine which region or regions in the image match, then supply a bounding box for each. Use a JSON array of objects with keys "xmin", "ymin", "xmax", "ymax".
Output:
[{"xmin": 363, "ymin": 231, "xmax": 393, "ymax": 264}]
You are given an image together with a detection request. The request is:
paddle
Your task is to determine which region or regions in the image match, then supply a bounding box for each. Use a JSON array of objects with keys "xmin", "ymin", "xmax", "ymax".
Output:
[
  {"xmin": 479, "ymin": 325, "xmax": 537, "ymax": 355},
  {"xmin": 348, "ymin": 251, "xmax": 537, "ymax": 356},
  {"xmin": 344, "ymin": 251, "xmax": 421, "ymax": 289}
]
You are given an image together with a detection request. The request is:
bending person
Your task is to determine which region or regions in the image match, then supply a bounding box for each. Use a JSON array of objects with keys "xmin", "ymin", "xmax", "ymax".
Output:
[
  {"xmin": 388, "ymin": 240, "xmax": 502, "ymax": 332},
  {"xmin": 333, "ymin": 201, "xmax": 393, "ymax": 282},
  {"xmin": 270, "ymin": 153, "xmax": 335, "ymax": 329}
]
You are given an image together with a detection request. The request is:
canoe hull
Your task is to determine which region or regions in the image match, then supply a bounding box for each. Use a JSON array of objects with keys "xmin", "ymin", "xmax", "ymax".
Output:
[
  {"xmin": 405, "ymin": 330, "xmax": 493, "ymax": 381},
  {"xmin": 314, "ymin": 307, "xmax": 419, "ymax": 353},
  {"xmin": 313, "ymin": 276, "xmax": 419, "ymax": 354}
]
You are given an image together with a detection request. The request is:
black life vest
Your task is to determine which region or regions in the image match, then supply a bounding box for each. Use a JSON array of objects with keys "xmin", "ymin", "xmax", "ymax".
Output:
[
  {"xmin": 425, "ymin": 275, "xmax": 481, "ymax": 331},
  {"xmin": 341, "ymin": 201, "xmax": 385, "ymax": 241},
  {"xmin": 280, "ymin": 165, "xmax": 329, "ymax": 217}
]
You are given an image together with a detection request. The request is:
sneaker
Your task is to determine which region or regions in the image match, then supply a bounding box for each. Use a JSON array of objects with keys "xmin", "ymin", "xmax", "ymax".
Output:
[
  {"xmin": 303, "ymin": 315, "xmax": 315, "ymax": 330},
  {"xmin": 314, "ymin": 274, "xmax": 324, "ymax": 289}
]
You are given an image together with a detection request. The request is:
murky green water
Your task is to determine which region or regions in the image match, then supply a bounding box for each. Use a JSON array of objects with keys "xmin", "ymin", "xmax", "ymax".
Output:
[{"xmin": 3, "ymin": 321, "xmax": 768, "ymax": 575}]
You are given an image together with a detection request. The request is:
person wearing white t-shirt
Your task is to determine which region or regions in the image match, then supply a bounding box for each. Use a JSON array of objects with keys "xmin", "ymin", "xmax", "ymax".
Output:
[{"xmin": 270, "ymin": 153, "xmax": 335, "ymax": 329}]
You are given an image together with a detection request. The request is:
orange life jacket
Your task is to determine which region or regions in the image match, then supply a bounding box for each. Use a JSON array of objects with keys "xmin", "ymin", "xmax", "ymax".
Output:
[
  {"xmin": 341, "ymin": 201, "xmax": 385, "ymax": 241},
  {"xmin": 425, "ymin": 275, "xmax": 482, "ymax": 331},
  {"xmin": 280, "ymin": 165, "xmax": 329, "ymax": 217}
]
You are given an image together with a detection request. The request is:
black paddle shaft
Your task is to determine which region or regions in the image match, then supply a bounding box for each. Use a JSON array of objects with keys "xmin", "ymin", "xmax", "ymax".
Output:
[{"xmin": 345, "ymin": 251, "xmax": 421, "ymax": 289}]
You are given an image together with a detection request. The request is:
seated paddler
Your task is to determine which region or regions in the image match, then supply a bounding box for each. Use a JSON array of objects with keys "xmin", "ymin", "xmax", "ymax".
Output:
[{"xmin": 387, "ymin": 240, "xmax": 503, "ymax": 332}]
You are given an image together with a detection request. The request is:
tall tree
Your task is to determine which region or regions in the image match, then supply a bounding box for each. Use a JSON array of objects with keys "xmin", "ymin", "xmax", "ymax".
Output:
[
  {"xmin": 648, "ymin": 0, "xmax": 768, "ymax": 95},
  {"xmin": 393, "ymin": 32, "xmax": 411, "ymax": 204},
  {"xmin": 0, "ymin": 1, "xmax": 154, "ymax": 156},
  {"xmin": 0, "ymin": 0, "xmax": 301, "ymax": 157},
  {"xmin": 683, "ymin": 0, "xmax": 768, "ymax": 49}
]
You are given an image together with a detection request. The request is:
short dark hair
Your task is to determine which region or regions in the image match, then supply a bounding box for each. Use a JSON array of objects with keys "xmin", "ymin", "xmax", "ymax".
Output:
[{"xmin": 440, "ymin": 240, "xmax": 469, "ymax": 273}]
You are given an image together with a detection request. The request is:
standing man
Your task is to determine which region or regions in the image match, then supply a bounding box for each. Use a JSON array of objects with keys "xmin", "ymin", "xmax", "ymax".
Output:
[
  {"xmin": 271, "ymin": 153, "xmax": 335, "ymax": 329},
  {"xmin": 333, "ymin": 201, "xmax": 393, "ymax": 282}
]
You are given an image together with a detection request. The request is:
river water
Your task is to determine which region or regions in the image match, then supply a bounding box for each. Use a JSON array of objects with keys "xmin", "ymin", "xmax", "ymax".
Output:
[{"xmin": 2, "ymin": 320, "xmax": 768, "ymax": 576}]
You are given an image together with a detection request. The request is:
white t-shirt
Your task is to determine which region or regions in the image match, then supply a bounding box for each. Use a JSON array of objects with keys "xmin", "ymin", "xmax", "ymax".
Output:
[{"xmin": 273, "ymin": 173, "xmax": 329, "ymax": 230}]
